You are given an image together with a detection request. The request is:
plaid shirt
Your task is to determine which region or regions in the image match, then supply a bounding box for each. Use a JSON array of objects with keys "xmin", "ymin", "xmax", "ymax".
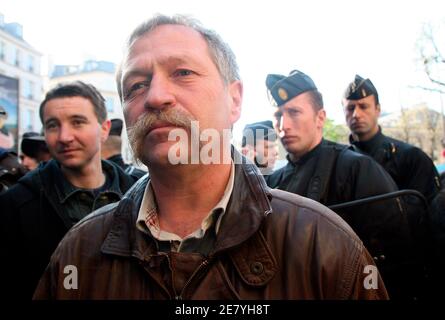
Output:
[{"xmin": 136, "ymin": 162, "xmax": 234, "ymax": 252}]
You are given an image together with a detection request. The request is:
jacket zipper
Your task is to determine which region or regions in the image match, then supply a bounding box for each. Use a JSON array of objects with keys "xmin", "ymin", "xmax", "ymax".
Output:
[{"xmin": 174, "ymin": 258, "xmax": 210, "ymax": 300}]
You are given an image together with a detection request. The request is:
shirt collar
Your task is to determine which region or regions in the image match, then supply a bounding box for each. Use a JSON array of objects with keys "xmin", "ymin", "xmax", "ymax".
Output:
[
  {"xmin": 287, "ymin": 139, "xmax": 323, "ymax": 166},
  {"xmin": 350, "ymin": 126, "xmax": 385, "ymax": 155},
  {"xmin": 54, "ymin": 160, "xmax": 122, "ymax": 203},
  {"xmin": 136, "ymin": 161, "xmax": 235, "ymax": 242}
]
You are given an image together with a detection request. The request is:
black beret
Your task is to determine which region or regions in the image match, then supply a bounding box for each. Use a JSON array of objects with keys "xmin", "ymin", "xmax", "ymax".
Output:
[
  {"xmin": 343, "ymin": 74, "xmax": 379, "ymax": 103},
  {"xmin": 266, "ymin": 70, "xmax": 317, "ymax": 106},
  {"xmin": 109, "ymin": 118, "xmax": 123, "ymax": 136},
  {"xmin": 242, "ymin": 120, "xmax": 277, "ymax": 146},
  {"xmin": 21, "ymin": 132, "xmax": 47, "ymax": 158}
]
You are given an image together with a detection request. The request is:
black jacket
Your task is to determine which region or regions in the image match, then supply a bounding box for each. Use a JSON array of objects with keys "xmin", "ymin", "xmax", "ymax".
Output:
[
  {"xmin": 350, "ymin": 128, "xmax": 441, "ymax": 203},
  {"xmin": 0, "ymin": 159, "xmax": 135, "ymax": 300},
  {"xmin": 350, "ymin": 129, "xmax": 444, "ymax": 296},
  {"xmin": 266, "ymin": 139, "xmax": 420, "ymax": 299},
  {"xmin": 107, "ymin": 154, "xmax": 147, "ymax": 180}
]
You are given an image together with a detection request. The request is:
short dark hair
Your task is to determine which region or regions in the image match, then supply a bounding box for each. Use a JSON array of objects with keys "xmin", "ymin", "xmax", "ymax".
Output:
[
  {"xmin": 39, "ymin": 81, "xmax": 107, "ymax": 124},
  {"xmin": 306, "ymin": 90, "xmax": 324, "ymax": 112}
]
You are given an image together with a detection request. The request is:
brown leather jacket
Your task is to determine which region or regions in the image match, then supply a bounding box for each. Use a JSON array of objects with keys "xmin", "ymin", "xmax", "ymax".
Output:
[{"xmin": 34, "ymin": 161, "xmax": 388, "ymax": 300}]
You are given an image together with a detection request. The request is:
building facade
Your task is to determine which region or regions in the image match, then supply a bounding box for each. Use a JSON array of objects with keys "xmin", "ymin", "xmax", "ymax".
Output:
[{"xmin": 0, "ymin": 12, "xmax": 43, "ymax": 151}]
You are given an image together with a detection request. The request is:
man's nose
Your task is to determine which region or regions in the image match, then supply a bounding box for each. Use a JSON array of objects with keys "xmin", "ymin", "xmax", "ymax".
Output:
[
  {"xmin": 58, "ymin": 125, "xmax": 74, "ymax": 143},
  {"xmin": 278, "ymin": 114, "xmax": 290, "ymax": 137},
  {"xmin": 352, "ymin": 107, "xmax": 362, "ymax": 119},
  {"xmin": 144, "ymin": 74, "xmax": 176, "ymax": 111}
]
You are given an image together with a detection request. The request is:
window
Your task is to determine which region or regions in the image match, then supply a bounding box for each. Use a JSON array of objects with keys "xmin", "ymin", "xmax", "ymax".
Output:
[
  {"xmin": 0, "ymin": 42, "xmax": 5, "ymax": 60},
  {"xmin": 105, "ymin": 97, "xmax": 114, "ymax": 113},
  {"xmin": 15, "ymin": 48, "xmax": 21, "ymax": 67},
  {"xmin": 24, "ymin": 109, "xmax": 35, "ymax": 131},
  {"xmin": 27, "ymin": 55, "xmax": 34, "ymax": 73},
  {"xmin": 23, "ymin": 80, "xmax": 34, "ymax": 100}
]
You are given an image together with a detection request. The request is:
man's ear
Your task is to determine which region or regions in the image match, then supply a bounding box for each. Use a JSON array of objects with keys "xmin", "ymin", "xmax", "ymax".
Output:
[
  {"xmin": 100, "ymin": 119, "xmax": 111, "ymax": 143},
  {"xmin": 376, "ymin": 103, "xmax": 381, "ymax": 116},
  {"xmin": 228, "ymin": 80, "xmax": 243, "ymax": 124},
  {"xmin": 317, "ymin": 108, "xmax": 326, "ymax": 129}
]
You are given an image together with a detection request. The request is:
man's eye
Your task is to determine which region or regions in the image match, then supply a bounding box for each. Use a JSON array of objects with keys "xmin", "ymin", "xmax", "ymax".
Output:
[
  {"xmin": 124, "ymin": 82, "xmax": 149, "ymax": 100},
  {"xmin": 45, "ymin": 123, "xmax": 57, "ymax": 130},
  {"xmin": 72, "ymin": 120, "xmax": 85, "ymax": 126},
  {"xmin": 174, "ymin": 69, "xmax": 194, "ymax": 77}
]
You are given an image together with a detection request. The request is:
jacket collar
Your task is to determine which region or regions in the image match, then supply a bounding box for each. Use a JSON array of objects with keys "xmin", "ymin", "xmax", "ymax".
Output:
[
  {"xmin": 19, "ymin": 159, "xmax": 133, "ymax": 229},
  {"xmin": 55, "ymin": 160, "xmax": 125, "ymax": 203},
  {"xmin": 286, "ymin": 139, "xmax": 324, "ymax": 167},
  {"xmin": 101, "ymin": 148, "xmax": 273, "ymax": 259},
  {"xmin": 349, "ymin": 126, "xmax": 386, "ymax": 155}
]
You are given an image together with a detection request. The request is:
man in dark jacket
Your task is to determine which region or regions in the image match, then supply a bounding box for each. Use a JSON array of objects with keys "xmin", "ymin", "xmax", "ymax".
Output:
[
  {"xmin": 0, "ymin": 81, "xmax": 135, "ymax": 300},
  {"xmin": 0, "ymin": 147, "xmax": 27, "ymax": 193},
  {"xmin": 241, "ymin": 120, "xmax": 278, "ymax": 175},
  {"xmin": 342, "ymin": 75, "xmax": 443, "ymax": 296},
  {"xmin": 342, "ymin": 75, "xmax": 441, "ymax": 203},
  {"xmin": 265, "ymin": 69, "xmax": 421, "ymax": 299},
  {"xmin": 101, "ymin": 118, "xmax": 146, "ymax": 180},
  {"xmin": 20, "ymin": 131, "xmax": 52, "ymax": 171},
  {"xmin": 33, "ymin": 14, "xmax": 387, "ymax": 300}
]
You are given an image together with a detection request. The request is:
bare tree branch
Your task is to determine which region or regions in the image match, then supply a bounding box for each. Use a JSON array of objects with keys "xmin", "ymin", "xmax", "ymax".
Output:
[
  {"xmin": 418, "ymin": 22, "xmax": 445, "ymax": 89},
  {"xmin": 426, "ymin": 73, "xmax": 445, "ymax": 87},
  {"xmin": 408, "ymin": 85, "xmax": 445, "ymax": 94}
]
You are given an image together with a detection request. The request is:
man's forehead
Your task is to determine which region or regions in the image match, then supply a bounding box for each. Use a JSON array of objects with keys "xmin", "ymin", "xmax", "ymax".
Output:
[
  {"xmin": 121, "ymin": 26, "xmax": 213, "ymax": 77},
  {"xmin": 127, "ymin": 24, "xmax": 208, "ymax": 55},
  {"xmin": 281, "ymin": 92, "xmax": 312, "ymax": 109},
  {"xmin": 44, "ymin": 96, "xmax": 94, "ymax": 117},
  {"xmin": 344, "ymin": 95, "xmax": 375, "ymax": 105}
]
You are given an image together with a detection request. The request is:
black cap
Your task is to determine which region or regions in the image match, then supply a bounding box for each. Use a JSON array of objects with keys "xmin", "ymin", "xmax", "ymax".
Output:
[
  {"xmin": 109, "ymin": 119, "xmax": 123, "ymax": 136},
  {"xmin": 242, "ymin": 120, "xmax": 277, "ymax": 147},
  {"xmin": 21, "ymin": 132, "xmax": 47, "ymax": 158},
  {"xmin": 266, "ymin": 70, "xmax": 317, "ymax": 106},
  {"xmin": 343, "ymin": 75, "xmax": 379, "ymax": 104}
]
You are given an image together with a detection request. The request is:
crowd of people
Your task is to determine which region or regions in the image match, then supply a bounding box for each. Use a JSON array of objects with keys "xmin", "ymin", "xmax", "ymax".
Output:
[{"xmin": 0, "ymin": 14, "xmax": 443, "ymax": 300}]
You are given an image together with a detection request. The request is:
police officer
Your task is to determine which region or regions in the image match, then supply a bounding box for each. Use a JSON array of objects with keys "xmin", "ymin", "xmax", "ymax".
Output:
[
  {"xmin": 342, "ymin": 75, "xmax": 444, "ymax": 296},
  {"xmin": 265, "ymin": 69, "xmax": 421, "ymax": 299},
  {"xmin": 342, "ymin": 75, "xmax": 441, "ymax": 204},
  {"xmin": 241, "ymin": 120, "xmax": 278, "ymax": 175},
  {"xmin": 101, "ymin": 118, "xmax": 146, "ymax": 180}
]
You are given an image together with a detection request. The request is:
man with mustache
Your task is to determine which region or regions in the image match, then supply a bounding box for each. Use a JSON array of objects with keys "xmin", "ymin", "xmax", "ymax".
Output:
[
  {"xmin": 0, "ymin": 81, "xmax": 136, "ymax": 299},
  {"xmin": 33, "ymin": 15, "xmax": 387, "ymax": 300},
  {"xmin": 265, "ymin": 70, "xmax": 422, "ymax": 299}
]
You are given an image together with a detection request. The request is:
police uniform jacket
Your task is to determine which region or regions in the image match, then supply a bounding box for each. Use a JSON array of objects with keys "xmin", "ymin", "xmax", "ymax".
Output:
[
  {"xmin": 350, "ymin": 127, "xmax": 441, "ymax": 203},
  {"xmin": 266, "ymin": 139, "xmax": 419, "ymax": 299}
]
